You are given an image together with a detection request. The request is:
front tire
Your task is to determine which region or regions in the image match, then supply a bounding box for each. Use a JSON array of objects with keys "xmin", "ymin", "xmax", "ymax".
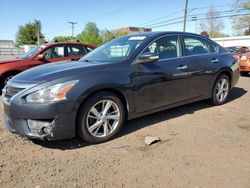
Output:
[
  {"xmin": 0, "ymin": 73, "xmax": 16, "ymax": 90},
  {"xmin": 211, "ymin": 74, "xmax": 230, "ymax": 105},
  {"xmin": 77, "ymin": 91, "xmax": 125, "ymax": 144}
]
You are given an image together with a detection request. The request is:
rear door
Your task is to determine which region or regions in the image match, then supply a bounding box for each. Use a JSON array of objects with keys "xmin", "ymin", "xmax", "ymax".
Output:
[
  {"xmin": 65, "ymin": 44, "xmax": 88, "ymax": 61},
  {"xmin": 181, "ymin": 35, "xmax": 220, "ymax": 98}
]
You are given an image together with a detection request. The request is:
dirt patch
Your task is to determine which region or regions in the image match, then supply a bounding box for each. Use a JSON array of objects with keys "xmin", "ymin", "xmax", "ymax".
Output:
[{"xmin": 0, "ymin": 77, "xmax": 250, "ymax": 188}]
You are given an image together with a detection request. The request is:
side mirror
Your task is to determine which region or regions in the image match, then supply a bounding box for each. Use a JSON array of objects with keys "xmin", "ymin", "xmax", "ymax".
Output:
[
  {"xmin": 137, "ymin": 52, "xmax": 159, "ymax": 64},
  {"xmin": 36, "ymin": 54, "xmax": 45, "ymax": 60}
]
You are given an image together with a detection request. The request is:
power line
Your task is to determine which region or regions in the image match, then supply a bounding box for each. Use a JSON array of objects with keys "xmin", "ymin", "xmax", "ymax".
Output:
[
  {"xmin": 150, "ymin": 13, "xmax": 250, "ymax": 29},
  {"xmin": 139, "ymin": 4, "xmax": 235, "ymax": 28},
  {"xmin": 138, "ymin": 9, "xmax": 184, "ymax": 27},
  {"xmin": 141, "ymin": 8, "xmax": 248, "ymax": 28},
  {"xmin": 85, "ymin": 0, "xmax": 150, "ymax": 21}
]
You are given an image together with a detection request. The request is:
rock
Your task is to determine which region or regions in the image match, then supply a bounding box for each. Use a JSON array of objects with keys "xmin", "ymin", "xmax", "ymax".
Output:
[{"xmin": 144, "ymin": 136, "xmax": 161, "ymax": 145}]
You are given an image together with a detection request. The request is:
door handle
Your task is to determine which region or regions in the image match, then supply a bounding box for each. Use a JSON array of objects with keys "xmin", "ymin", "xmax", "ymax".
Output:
[
  {"xmin": 211, "ymin": 58, "xmax": 219, "ymax": 63},
  {"xmin": 177, "ymin": 65, "xmax": 188, "ymax": 70}
]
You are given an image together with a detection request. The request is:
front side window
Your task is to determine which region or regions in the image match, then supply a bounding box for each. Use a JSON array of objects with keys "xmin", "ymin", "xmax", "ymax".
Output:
[
  {"xmin": 43, "ymin": 45, "xmax": 64, "ymax": 59},
  {"xmin": 184, "ymin": 36, "xmax": 210, "ymax": 56},
  {"xmin": 81, "ymin": 36, "xmax": 147, "ymax": 63},
  {"xmin": 143, "ymin": 36, "xmax": 180, "ymax": 60}
]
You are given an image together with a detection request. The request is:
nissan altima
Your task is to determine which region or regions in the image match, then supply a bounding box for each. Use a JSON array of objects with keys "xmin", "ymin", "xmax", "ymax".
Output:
[{"xmin": 2, "ymin": 32, "xmax": 240, "ymax": 144}]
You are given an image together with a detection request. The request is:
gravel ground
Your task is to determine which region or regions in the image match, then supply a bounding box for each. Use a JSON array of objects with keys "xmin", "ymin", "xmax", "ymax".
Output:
[{"xmin": 0, "ymin": 76, "xmax": 250, "ymax": 188}]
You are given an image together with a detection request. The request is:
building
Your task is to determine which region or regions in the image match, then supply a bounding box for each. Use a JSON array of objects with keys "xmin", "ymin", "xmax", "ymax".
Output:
[
  {"xmin": 117, "ymin": 27, "xmax": 152, "ymax": 34},
  {"xmin": 212, "ymin": 36, "xmax": 250, "ymax": 47},
  {"xmin": 0, "ymin": 40, "xmax": 15, "ymax": 48},
  {"xmin": 0, "ymin": 40, "xmax": 24, "ymax": 56}
]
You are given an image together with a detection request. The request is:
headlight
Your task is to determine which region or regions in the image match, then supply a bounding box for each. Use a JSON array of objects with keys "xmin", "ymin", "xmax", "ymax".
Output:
[
  {"xmin": 240, "ymin": 55, "xmax": 247, "ymax": 61},
  {"xmin": 26, "ymin": 80, "xmax": 78, "ymax": 104}
]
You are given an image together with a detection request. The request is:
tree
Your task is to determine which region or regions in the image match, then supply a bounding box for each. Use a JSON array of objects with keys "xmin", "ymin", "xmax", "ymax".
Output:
[
  {"xmin": 232, "ymin": 0, "xmax": 250, "ymax": 34},
  {"xmin": 114, "ymin": 30, "xmax": 128, "ymax": 38},
  {"xmin": 16, "ymin": 20, "xmax": 44, "ymax": 46},
  {"xmin": 77, "ymin": 22, "xmax": 103, "ymax": 45},
  {"xmin": 101, "ymin": 29, "xmax": 115, "ymax": 43},
  {"xmin": 200, "ymin": 31, "xmax": 209, "ymax": 38},
  {"xmin": 53, "ymin": 36, "xmax": 73, "ymax": 42},
  {"xmin": 199, "ymin": 6, "xmax": 225, "ymax": 38},
  {"xmin": 101, "ymin": 29, "xmax": 128, "ymax": 43}
]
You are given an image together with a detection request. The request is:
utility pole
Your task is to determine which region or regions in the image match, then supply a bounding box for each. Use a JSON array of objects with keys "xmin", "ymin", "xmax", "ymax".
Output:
[
  {"xmin": 183, "ymin": 0, "xmax": 189, "ymax": 32},
  {"xmin": 68, "ymin": 21, "xmax": 77, "ymax": 39},
  {"xmin": 37, "ymin": 30, "xmax": 40, "ymax": 45},
  {"xmin": 35, "ymin": 22, "xmax": 40, "ymax": 45}
]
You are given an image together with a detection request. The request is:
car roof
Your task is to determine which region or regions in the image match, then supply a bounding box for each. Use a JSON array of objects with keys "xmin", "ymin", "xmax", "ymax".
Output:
[
  {"xmin": 126, "ymin": 31, "xmax": 205, "ymax": 37},
  {"xmin": 43, "ymin": 42, "xmax": 96, "ymax": 48}
]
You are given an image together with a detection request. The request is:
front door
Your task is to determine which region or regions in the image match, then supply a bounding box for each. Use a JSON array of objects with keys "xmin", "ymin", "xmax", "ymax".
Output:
[{"xmin": 134, "ymin": 35, "xmax": 189, "ymax": 113}]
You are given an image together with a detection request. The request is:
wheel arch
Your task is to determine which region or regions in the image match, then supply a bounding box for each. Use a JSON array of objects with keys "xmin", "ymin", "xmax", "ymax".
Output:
[
  {"xmin": 0, "ymin": 70, "xmax": 21, "ymax": 86},
  {"xmin": 216, "ymin": 68, "xmax": 233, "ymax": 87},
  {"xmin": 1, "ymin": 70, "xmax": 21, "ymax": 78},
  {"xmin": 75, "ymin": 88, "xmax": 130, "ymax": 129}
]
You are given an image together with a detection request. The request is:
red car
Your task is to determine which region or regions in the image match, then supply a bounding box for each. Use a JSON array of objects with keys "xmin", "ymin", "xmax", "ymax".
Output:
[
  {"xmin": 225, "ymin": 46, "xmax": 249, "ymax": 60},
  {"xmin": 0, "ymin": 42, "xmax": 96, "ymax": 87},
  {"xmin": 239, "ymin": 52, "xmax": 250, "ymax": 76}
]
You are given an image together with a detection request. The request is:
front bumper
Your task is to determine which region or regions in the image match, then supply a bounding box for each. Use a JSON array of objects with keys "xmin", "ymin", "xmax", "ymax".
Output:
[{"xmin": 2, "ymin": 92, "xmax": 78, "ymax": 141}]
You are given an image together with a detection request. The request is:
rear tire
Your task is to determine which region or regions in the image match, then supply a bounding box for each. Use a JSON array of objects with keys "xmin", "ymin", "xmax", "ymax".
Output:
[
  {"xmin": 211, "ymin": 74, "xmax": 230, "ymax": 105},
  {"xmin": 77, "ymin": 91, "xmax": 125, "ymax": 144}
]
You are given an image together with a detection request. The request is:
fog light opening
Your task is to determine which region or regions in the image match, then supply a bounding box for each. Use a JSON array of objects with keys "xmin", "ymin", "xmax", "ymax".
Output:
[{"xmin": 27, "ymin": 119, "xmax": 54, "ymax": 136}]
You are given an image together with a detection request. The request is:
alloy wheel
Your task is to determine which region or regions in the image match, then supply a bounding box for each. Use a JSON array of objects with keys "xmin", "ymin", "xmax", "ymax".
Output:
[
  {"xmin": 86, "ymin": 100, "xmax": 121, "ymax": 138},
  {"xmin": 215, "ymin": 78, "xmax": 229, "ymax": 102},
  {"xmin": 4, "ymin": 76, "xmax": 14, "ymax": 86}
]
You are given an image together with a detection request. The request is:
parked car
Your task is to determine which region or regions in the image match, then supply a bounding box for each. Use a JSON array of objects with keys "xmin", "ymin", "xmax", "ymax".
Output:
[
  {"xmin": 225, "ymin": 46, "xmax": 249, "ymax": 59},
  {"xmin": 0, "ymin": 42, "xmax": 96, "ymax": 88},
  {"xmin": 239, "ymin": 51, "xmax": 250, "ymax": 76},
  {"xmin": 2, "ymin": 32, "xmax": 239, "ymax": 144}
]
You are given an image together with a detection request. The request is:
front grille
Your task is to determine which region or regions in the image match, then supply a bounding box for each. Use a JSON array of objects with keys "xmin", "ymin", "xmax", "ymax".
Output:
[{"xmin": 3, "ymin": 86, "xmax": 25, "ymax": 102}]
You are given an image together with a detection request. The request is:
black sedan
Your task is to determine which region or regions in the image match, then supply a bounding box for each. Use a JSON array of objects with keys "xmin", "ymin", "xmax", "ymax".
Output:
[{"xmin": 2, "ymin": 32, "xmax": 239, "ymax": 144}]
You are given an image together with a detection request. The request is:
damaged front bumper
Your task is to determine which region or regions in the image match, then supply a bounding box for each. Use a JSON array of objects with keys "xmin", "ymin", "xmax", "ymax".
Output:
[{"xmin": 1, "ymin": 82, "xmax": 78, "ymax": 141}]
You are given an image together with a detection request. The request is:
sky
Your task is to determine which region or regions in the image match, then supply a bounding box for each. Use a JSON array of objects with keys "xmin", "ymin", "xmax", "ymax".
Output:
[{"xmin": 0, "ymin": 0, "xmax": 237, "ymax": 41}]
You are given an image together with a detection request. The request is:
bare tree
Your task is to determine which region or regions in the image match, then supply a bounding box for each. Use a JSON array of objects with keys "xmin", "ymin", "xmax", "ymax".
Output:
[
  {"xmin": 232, "ymin": 0, "xmax": 250, "ymax": 35},
  {"xmin": 199, "ymin": 6, "xmax": 225, "ymax": 38}
]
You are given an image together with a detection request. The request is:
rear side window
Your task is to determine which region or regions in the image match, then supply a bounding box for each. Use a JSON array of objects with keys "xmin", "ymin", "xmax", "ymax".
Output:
[
  {"xmin": 86, "ymin": 46, "xmax": 94, "ymax": 52},
  {"xmin": 183, "ymin": 36, "xmax": 211, "ymax": 56},
  {"xmin": 210, "ymin": 43, "xmax": 220, "ymax": 53},
  {"xmin": 67, "ymin": 45, "xmax": 87, "ymax": 57},
  {"xmin": 143, "ymin": 35, "xmax": 181, "ymax": 60}
]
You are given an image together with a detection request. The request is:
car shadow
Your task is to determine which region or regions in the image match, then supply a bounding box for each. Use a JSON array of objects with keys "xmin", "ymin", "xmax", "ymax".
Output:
[{"xmin": 32, "ymin": 87, "xmax": 247, "ymax": 150}]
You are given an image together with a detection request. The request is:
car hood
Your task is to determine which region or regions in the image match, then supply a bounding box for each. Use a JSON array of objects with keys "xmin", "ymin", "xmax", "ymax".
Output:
[
  {"xmin": 10, "ymin": 60, "xmax": 113, "ymax": 84},
  {"xmin": 0, "ymin": 58, "xmax": 23, "ymax": 64}
]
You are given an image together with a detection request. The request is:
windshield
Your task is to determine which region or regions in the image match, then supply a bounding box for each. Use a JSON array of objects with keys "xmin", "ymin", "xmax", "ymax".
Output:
[
  {"xmin": 18, "ymin": 45, "xmax": 44, "ymax": 59},
  {"xmin": 81, "ymin": 35, "xmax": 147, "ymax": 63}
]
